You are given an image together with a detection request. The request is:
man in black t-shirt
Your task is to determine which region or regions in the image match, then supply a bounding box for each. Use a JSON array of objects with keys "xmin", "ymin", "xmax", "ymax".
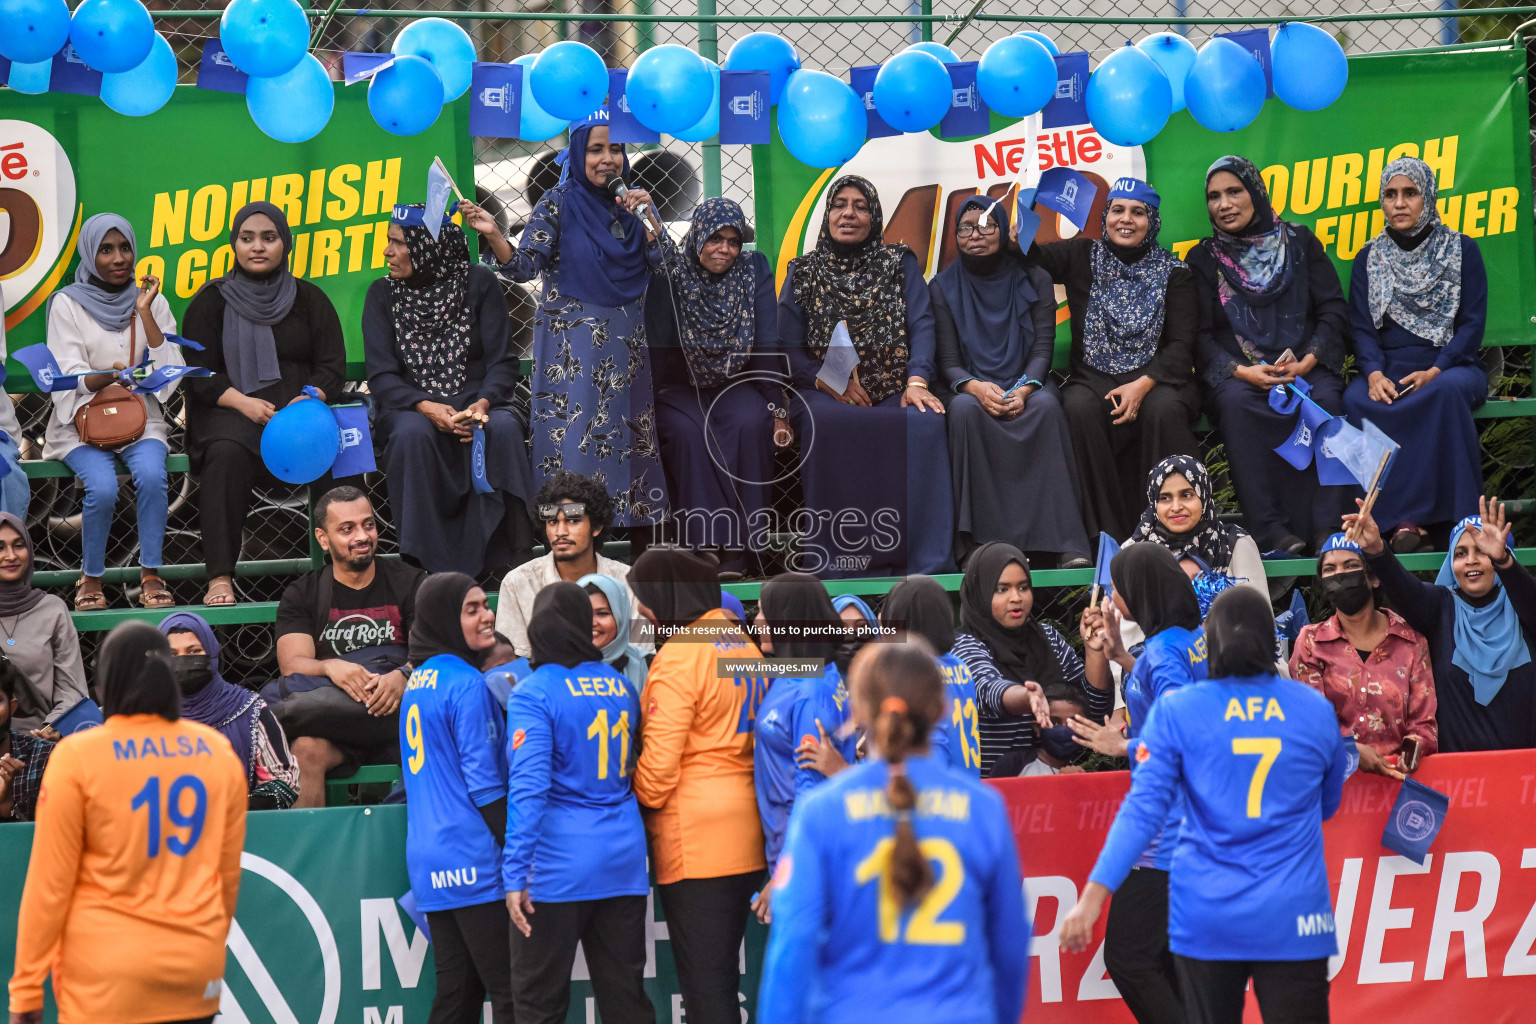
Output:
[{"xmin": 269, "ymin": 486, "xmax": 426, "ymax": 807}]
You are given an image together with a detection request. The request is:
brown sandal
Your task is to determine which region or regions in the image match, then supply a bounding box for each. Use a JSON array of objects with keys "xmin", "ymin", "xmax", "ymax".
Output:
[
  {"xmin": 74, "ymin": 576, "xmax": 107, "ymax": 611},
  {"xmin": 139, "ymin": 573, "xmax": 175, "ymax": 609},
  {"xmin": 203, "ymin": 576, "xmax": 237, "ymax": 607}
]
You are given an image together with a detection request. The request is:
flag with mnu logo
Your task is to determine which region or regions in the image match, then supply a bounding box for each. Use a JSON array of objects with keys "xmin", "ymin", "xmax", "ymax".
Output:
[
  {"xmin": 1269, "ymin": 379, "xmax": 1334, "ymax": 470},
  {"xmin": 1381, "ymin": 777, "xmax": 1449, "ymax": 864}
]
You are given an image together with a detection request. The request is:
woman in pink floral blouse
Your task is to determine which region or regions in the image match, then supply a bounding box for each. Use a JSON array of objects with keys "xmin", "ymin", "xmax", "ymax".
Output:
[{"xmin": 1290, "ymin": 533, "xmax": 1437, "ymax": 776}]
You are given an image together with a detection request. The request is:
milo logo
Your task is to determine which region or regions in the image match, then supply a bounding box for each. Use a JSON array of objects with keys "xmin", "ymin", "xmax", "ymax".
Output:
[{"xmin": 0, "ymin": 122, "xmax": 78, "ymax": 323}]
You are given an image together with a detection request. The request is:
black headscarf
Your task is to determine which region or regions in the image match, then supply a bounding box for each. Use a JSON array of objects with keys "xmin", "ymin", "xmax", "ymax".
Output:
[
  {"xmin": 671, "ymin": 198, "xmax": 758, "ymax": 388},
  {"xmin": 1205, "ymin": 587, "xmax": 1278, "ymax": 678},
  {"xmin": 628, "ymin": 547, "xmax": 722, "ymax": 633},
  {"xmin": 1109, "ymin": 543, "xmax": 1201, "ymax": 639},
  {"xmin": 1129, "ymin": 455, "xmax": 1249, "ymax": 572},
  {"xmin": 0, "ymin": 513, "xmax": 44, "ymax": 617},
  {"xmin": 528, "ymin": 581, "xmax": 604, "ymax": 669},
  {"xmin": 388, "ymin": 206, "xmax": 474, "ymax": 397},
  {"xmin": 930, "ymin": 195, "xmax": 1041, "ymax": 389},
  {"xmin": 407, "ymin": 572, "xmax": 481, "ymax": 666},
  {"xmin": 759, "ymin": 572, "xmax": 851, "ymax": 671},
  {"xmin": 206, "ymin": 201, "xmax": 294, "ymax": 394},
  {"xmin": 1200, "ymin": 154, "xmax": 1306, "ymax": 357},
  {"xmin": 788, "ymin": 175, "xmax": 913, "ymax": 405},
  {"xmin": 881, "ymin": 574, "xmax": 955, "ymax": 655},
  {"xmin": 958, "ymin": 542, "xmax": 1063, "ymax": 689},
  {"xmin": 98, "ymin": 620, "xmax": 181, "ymax": 720}
]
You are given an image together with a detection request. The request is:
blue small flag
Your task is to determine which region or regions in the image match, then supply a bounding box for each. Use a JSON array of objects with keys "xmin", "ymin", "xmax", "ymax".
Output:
[
  {"xmin": 469, "ymin": 62, "xmax": 522, "ymax": 138},
  {"xmin": 398, "ymin": 891, "xmax": 432, "ymax": 944},
  {"xmin": 940, "ymin": 62, "xmax": 989, "ymax": 138},
  {"xmin": 343, "ymin": 52, "xmax": 394, "ymax": 86},
  {"xmin": 849, "ymin": 65, "xmax": 899, "ymax": 140},
  {"xmin": 815, "ymin": 321, "xmax": 860, "ymax": 395},
  {"xmin": 1216, "ymin": 28, "xmax": 1275, "ymax": 99},
  {"xmin": 1269, "ymin": 383, "xmax": 1335, "ymax": 470},
  {"xmin": 1275, "ymin": 587, "xmax": 1310, "ymax": 642},
  {"xmin": 1014, "ymin": 190, "xmax": 1042, "ymax": 254},
  {"xmin": 332, "ymin": 403, "xmax": 376, "ymax": 478},
  {"xmin": 52, "ymin": 43, "xmax": 102, "ymax": 97},
  {"xmin": 609, "ymin": 70, "xmax": 662, "ymax": 145},
  {"xmin": 1041, "ymin": 52, "xmax": 1089, "ymax": 129},
  {"xmin": 470, "ymin": 424, "xmax": 493, "ymax": 494},
  {"xmin": 1094, "ymin": 532, "xmax": 1120, "ymax": 595},
  {"xmin": 12, "ymin": 344, "xmax": 81, "ymax": 393},
  {"xmin": 129, "ymin": 364, "xmax": 212, "ymax": 393},
  {"xmin": 425, "ymin": 159, "xmax": 457, "ymax": 242},
  {"xmin": 1381, "ymin": 777, "xmax": 1449, "ymax": 865},
  {"xmin": 1317, "ymin": 416, "xmax": 1399, "ymax": 490},
  {"xmin": 1035, "ymin": 167, "xmax": 1097, "ymax": 232},
  {"xmin": 55, "ymin": 697, "xmax": 104, "ymax": 735},
  {"xmin": 719, "ymin": 70, "xmax": 771, "ymax": 144},
  {"xmin": 197, "ymin": 40, "xmax": 249, "ymax": 94}
]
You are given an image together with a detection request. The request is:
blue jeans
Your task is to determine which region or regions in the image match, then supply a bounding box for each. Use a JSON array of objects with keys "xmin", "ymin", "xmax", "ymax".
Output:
[
  {"xmin": 63, "ymin": 438, "xmax": 168, "ymax": 577},
  {"xmin": 0, "ymin": 432, "xmax": 29, "ymax": 520}
]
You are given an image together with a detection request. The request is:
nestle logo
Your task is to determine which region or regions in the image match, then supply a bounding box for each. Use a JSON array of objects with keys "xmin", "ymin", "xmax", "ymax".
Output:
[
  {"xmin": 975, "ymin": 136, "xmax": 1028, "ymax": 178},
  {"xmin": 0, "ymin": 143, "xmax": 27, "ymax": 181}
]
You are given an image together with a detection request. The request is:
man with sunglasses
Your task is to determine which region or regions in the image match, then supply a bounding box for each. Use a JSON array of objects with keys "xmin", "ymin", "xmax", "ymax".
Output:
[{"xmin": 496, "ymin": 471, "xmax": 646, "ymax": 659}]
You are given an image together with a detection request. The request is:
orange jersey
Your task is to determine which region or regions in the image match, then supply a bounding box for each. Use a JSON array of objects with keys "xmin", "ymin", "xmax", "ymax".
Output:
[
  {"xmin": 9, "ymin": 714, "xmax": 248, "ymax": 1024},
  {"xmin": 635, "ymin": 609, "xmax": 768, "ymax": 883}
]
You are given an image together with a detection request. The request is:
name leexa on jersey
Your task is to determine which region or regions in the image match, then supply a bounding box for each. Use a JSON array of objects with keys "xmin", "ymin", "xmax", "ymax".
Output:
[{"xmin": 430, "ymin": 866, "xmax": 481, "ymax": 889}]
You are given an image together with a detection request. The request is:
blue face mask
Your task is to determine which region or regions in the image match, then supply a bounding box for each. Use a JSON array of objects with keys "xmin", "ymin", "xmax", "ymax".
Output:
[{"xmin": 1039, "ymin": 724, "xmax": 1080, "ymax": 763}]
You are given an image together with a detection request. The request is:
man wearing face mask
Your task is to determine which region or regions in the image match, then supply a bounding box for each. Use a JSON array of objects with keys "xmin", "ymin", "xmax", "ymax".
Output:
[
  {"xmin": 161, "ymin": 611, "xmax": 301, "ymax": 809},
  {"xmin": 1290, "ymin": 533, "xmax": 1436, "ymax": 776},
  {"xmin": 991, "ymin": 686, "xmax": 1090, "ymax": 777}
]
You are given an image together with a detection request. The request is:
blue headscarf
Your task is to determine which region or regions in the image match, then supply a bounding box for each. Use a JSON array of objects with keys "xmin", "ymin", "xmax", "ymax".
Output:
[
  {"xmin": 832, "ymin": 593, "xmax": 877, "ymax": 627},
  {"xmin": 720, "ymin": 590, "xmax": 747, "ymax": 622},
  {"xmin": 53, "ymin": 213, "xmax": 141, "ymax": 332},
  {"xmin": 579, "ymin": 573, "xmax": 649, "ymax": 689},
  {"xmin": 1437, "ymin": 516, "xmax": 1531, "ymax": 705},
  {"xmin": 158, "ymin": 612, "xmax": 262, "ymax": 782},
  {"xmin": 548, "ymin": 111, "xmax": 650, "ymax": 307},
  {"xmin": 930, "ymin": 195, "xmax": 1041, "ymax": 388},
  {"xmin": 1084, "ymin": 176, "xmax": 1179, "ymax": 374}
]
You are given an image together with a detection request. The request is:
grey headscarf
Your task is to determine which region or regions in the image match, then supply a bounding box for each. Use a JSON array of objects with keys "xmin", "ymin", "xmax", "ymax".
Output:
[
  {"xmin": 53, "ymin": 213, "xmax": 140, "ymax": 333},
  {"xmin": 205, "ymin": 202, "xmax": 294, "ymax": 393},
  {"xmin": 1366, "ymin": 157, "xmax": 1462, "ymax": 347}
]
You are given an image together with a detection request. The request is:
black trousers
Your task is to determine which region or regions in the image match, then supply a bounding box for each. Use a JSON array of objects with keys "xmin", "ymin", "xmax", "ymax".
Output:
[
  {"xmin": 656, "ymin": 871, "xmax": 761, "ymax": 1024},
  {"xmin": 1174, "ymin": 955, "xmax": 1331, "ymax": 1024},
  {"xmin": 1104, "ymin": 867, "xmax": 1183, "ymax": 1024},
  {"xmin": 426, "ymin": 900, "xmax": 517, "ymax": 1024},
  {"xmin": 509, "ymin": 894, "xmax": 653, "ymax": 1024}
]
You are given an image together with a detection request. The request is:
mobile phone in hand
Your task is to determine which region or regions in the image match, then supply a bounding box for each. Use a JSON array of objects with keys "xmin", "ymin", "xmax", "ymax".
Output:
[
  {"xmin": 1401, "ymin": 737, "xmax": 1422, "ymax": 773},
  {"xmin": 1277, "ymin": 348, "xmax": 1297, "ymax": 365},
  {"xmin": 1396, "ymin": 381, "xmax": 1419, "ymax": 398}
]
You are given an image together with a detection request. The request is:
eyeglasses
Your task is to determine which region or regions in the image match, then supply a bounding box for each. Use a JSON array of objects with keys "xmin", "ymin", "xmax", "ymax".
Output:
[
  {"xmin": 956, "ymin": 222, "xmax": 999, "ymax": 238},
  {"xmin": 538, "ymin": 502, "xmax": 587, "ymax": 524}
]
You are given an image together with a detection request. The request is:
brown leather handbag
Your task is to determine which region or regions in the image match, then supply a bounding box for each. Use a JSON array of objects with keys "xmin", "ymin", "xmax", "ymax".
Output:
[{"xmin": 74, "ymin": 313, "xmax": 148, "ymax": 450}]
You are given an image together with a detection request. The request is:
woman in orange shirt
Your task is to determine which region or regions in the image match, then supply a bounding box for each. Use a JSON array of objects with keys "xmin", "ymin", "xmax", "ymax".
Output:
[
  {"xmin": 630, "ymin": 548, "xmax": 766, "ymax": 1024},
  {"xmin": 9, "ymin": 621, "xmax": 247, "ymax": 1024}
]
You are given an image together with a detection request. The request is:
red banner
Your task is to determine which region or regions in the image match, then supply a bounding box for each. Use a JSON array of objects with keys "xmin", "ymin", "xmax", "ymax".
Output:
[{"xmin": 991, "ymin": 750, "xmax": 1536, "ymax": 1022}]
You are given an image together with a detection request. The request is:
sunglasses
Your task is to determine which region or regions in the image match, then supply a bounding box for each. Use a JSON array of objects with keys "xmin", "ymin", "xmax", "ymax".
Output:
[{"xmin": 538, "ymin": 502, "xmax": 587, "ymax": 524}]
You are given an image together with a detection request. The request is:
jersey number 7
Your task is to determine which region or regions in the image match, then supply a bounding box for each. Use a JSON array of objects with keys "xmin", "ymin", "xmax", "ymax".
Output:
[{"xmin": 1231, "ymin": 737, "xmax": 1282, "ymax": 818}]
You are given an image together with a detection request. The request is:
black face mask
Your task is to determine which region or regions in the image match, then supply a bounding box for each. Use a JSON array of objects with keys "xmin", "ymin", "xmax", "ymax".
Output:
[
  {"xmin": 172, "ymin": 654, "xmax": 214, "ymax": 695},
  {"xmin": 1319, "ymin": 570, "xmax": 1373, "ymax": 616},
  {"xmin": 1039, "ymin": 724, "xmax": 1082, "ymax": 763}
]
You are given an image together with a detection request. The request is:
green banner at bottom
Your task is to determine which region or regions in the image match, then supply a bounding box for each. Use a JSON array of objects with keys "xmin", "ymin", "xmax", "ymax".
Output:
[{"xmin": 0, "ymin": 806, "xmax": 768, "ymax": 1024}]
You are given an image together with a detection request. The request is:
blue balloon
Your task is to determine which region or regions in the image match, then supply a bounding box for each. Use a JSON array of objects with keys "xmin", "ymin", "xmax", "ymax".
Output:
[
  {"xmin": 101, "ymin": 32, "xmax": 176, "ymax": 117},
  {"xmin": 530, "ymin": 40, "xmax": 607, "ymax": 121},
  {"xmin": 69, "ymin": 0, "xmax": 153, "ymax": 74},
  {"xmin": 627, "ymin": 44, "xmax": 712, "ymax": 135},
  {"xmin": 0, "ymin": 0, "xmax": 70, "ymax": 66},
  {"xmin": 906, "ymin": 40, "xmax": 959, "ymax": 64},
  {"xmin": 261, "ymin": 397, "xmax": 341, "ymax": 485},
  {"xmin": 1014, "ymin": 30, "xmax": 1059, "ymax": 56},
  {"xmin": 7, "ymin": 60, "xmax": 52, "ymax": 94},
  {"xmin": 1185, "ymin": 37, "xmax": 1267, "ymax": 133},
  {"xmin": 673, "ymin": 60, "xmax": 721, "ymax": 142},
  {"xmin": 778, "ymin": 69, "xmax": 865, "ymax": 169},
  {"xmin": 1272, "ymin": 22, "xmax": 1348, "ymax": 111},
  {"xmin": 1137, "ymin": 32, "xmax": 1197, "ymax": 113},
  {"xmin": 723, "ymin": 32, "xmax": 800, "ymax": 105},
  {"xmin": 1086, "ymin": 45, "xmax": 1171, "ymax": 147},
  {"xmin": 978, "ymin": 33, "xmax": 1056, "ymax": 117},
  {"xmin": 220, "ymin": 0, "xmax": 308, "ymax": 78},
  {"xmin": 247, "ymin": 53, "xmax": 334, "ymax": 143},
  {"xmin": 873, "ymin": 49, "xmax": 951, "ymax": 133},
  {"xmin": 393, "ymin": 17, "xmax": 477, "ymax": 102},
  {"xmin": 512, "ymin": 54, "xmax": 568, "ymax": 140},
  {"xmin": 369, "ymin": 54, "xmax": 445, "ymax": 136}
]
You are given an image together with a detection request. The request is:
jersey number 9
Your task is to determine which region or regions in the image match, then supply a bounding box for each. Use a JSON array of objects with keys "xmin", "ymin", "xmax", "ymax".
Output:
[
  {"xmin": 854, "ymin": 836, "xmax": 966, "ymax": 945},
  {"xmin": 130, "ymin": 775, "xmax": 207, "ymax": 858},
  {"xmin": 406, "ymin": 704, "xmax": 425, "ymax": 775}
]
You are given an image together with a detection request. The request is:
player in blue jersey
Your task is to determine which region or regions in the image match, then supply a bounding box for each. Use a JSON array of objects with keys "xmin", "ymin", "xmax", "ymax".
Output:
[
  {"xmin": 880, "ymin": 574, "xmax": 984, "ymax": 776},
  {"xmin": 758, "ymin": 639, "xmax": 1030, "ymax": 1024},
  {"xmin": 1062, "ymin": 587, "xmax": 1351, "ymax": 1024},
  {"xmin": 752, "ymin": 573, "xmax": 857, "ymax": 924},
  {"xmin": 503, "ymin": 582, "xmax": 653, "ymax": 1024},
  {"xmin": 1069, "ymin": 543, "xmax": 1206, "ymax": 1024},
  {"xmin": 398, "ymin": 573, "xmax": 514, "ymax": 1024}
]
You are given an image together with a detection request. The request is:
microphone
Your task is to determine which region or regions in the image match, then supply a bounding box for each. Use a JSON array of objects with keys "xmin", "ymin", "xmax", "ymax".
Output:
[{"xmin": 606, "ymin": 175, "xmax": 662, "ymax": 234}]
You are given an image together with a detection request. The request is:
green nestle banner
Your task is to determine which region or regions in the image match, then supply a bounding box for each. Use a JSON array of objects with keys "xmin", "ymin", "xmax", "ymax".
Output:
[
  {"xmin": 0, "ymin": 805, "xmax": 767, "ymax": 1024},
  {"xmin": 752, "ymin": 46, "xmax": 1536, "ymax": 350},
  {"xmin": 0, "ymin": 87, "xmax": 474, "ymax": 371}
]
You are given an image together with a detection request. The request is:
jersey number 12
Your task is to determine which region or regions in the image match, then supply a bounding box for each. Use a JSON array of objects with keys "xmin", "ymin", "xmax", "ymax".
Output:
[{"xmin": 854, "ymin": 837, "xmax": 966, "ymax": 945}]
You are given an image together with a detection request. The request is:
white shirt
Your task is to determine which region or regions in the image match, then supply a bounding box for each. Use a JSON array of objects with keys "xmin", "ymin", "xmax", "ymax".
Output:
[
  {"xmin": 495, "ymin": 550, "xmax": 649, "ymax": 658},
  {"xmin": 1019, "ymin": 758, "xmax": 1060, "ymax": 778},
  {"xmin": 43, "ymin": 292, "xmax": 184, "ymax": 460}
]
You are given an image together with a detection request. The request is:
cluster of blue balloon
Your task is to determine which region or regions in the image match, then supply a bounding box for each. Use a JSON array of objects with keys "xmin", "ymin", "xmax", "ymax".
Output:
[{"xmin": 0, "ymin": 0, "xmax": 179, "ymax": 115}]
